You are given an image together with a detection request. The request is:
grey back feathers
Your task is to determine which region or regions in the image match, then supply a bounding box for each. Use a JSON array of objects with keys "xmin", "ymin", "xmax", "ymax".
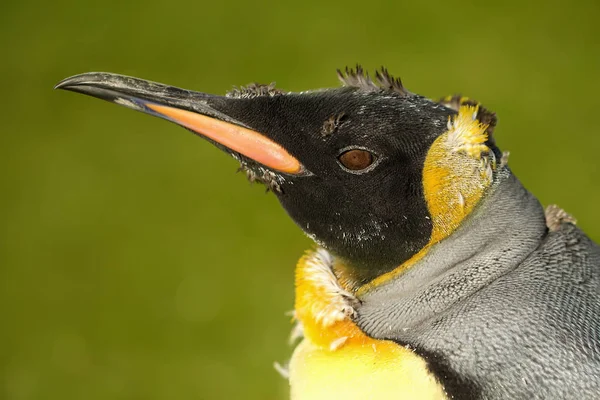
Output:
[{"xmin": 355, "ymin": 171, "xmax": 600, "ymax": 399}]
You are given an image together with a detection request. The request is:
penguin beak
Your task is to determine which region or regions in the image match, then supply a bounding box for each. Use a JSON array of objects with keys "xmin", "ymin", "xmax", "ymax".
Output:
[{"xmin": 55, "ymin": 72, "xmax": 304, "ymax": 175}]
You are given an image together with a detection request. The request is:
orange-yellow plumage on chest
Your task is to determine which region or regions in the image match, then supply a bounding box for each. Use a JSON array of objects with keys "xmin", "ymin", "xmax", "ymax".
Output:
[{"xmin": 288, "ymin": 249, "xmax": 447, "ymax": 400}]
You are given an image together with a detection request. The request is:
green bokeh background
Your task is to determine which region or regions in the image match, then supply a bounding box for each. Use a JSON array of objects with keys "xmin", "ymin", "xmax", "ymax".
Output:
[{"xmin": 1, "ymin": 0, "xmax": 599, "ymax": 399}]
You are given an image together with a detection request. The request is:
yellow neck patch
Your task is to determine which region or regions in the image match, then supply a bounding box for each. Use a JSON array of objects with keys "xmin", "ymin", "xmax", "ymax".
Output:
[
  {"xmin": 293, "ymin": 249, "xmax": 363, "ymax": 350},
  {"xmin": 358, "ymin": 105, "xmax": 496, "ymax": 294},
  {"xmin": 289, "ymin": 249, "xmax": 447, "ymax": 400}
]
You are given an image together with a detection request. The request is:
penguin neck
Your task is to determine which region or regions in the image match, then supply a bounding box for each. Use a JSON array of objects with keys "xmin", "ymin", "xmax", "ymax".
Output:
[{"xmin": 353, "ymin": 170, "xmax": 548, "ymax": 331}]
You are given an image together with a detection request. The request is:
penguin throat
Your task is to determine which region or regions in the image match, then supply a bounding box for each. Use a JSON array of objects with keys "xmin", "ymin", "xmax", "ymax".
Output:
[
  {"xmin": 357, "ymin": 105, "xmax": 498, "ymax": 294},
  {"xmin": 293, "ymin": 248, "xmax": 371, "ymax": 351}
]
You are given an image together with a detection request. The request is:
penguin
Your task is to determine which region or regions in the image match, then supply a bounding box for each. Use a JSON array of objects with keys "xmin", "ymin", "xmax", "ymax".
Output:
[{"xmin": 55, "ymin": 66, "xmax": 600, "ymax": 400}]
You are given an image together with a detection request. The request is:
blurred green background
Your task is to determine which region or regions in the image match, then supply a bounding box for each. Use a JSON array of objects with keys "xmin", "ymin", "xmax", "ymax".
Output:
[{"xmin": 1, "ymin": 0, "xmax": 599, "ymax": 398}]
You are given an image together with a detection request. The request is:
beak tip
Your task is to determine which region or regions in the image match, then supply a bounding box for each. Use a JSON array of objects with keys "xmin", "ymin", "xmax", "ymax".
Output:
[
  {"xmin": 54, "ymin": 77, "xmax": 70, "ymax": 90},
  {"xmin": 54, "ymin": 72, "xmax": 108, "ymax": 91},
  {"xmin": 54, "ymin": 75, "xmax": 83, "ymax": 91}
]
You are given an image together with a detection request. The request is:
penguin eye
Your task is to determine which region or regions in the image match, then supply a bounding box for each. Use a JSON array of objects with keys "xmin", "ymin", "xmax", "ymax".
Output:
[{"xmin": 338, "ymin": 149, "xmax": 375, "ymax": 172}]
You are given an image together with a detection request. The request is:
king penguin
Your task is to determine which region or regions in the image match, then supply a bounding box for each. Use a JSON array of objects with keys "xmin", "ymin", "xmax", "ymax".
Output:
[{"xmin": 55, "ymin": 66, "xmax": 600, "ymax": 400}]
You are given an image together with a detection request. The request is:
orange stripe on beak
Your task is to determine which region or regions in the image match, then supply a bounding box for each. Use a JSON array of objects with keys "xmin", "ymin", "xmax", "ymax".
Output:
[{"xmin": 146, "ymin": 104, "xmax": 303, "ymax": 175}]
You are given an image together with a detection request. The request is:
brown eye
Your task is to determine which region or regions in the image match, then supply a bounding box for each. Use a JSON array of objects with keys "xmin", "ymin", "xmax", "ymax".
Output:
[{"xmin": 338, "ymin": 149, "xmax": 375, "ymax": 171}]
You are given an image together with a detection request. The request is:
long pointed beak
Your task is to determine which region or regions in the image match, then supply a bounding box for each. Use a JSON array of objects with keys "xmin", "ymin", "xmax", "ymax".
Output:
[{"xmin": 55, "ymin": 72, "xmax": 303, "ymax": 175}]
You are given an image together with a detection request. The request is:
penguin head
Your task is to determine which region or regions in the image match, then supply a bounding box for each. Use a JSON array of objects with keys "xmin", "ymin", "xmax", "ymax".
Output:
[{"xmin": 56, "ymin": 67, "xmax": 500, "ymax": 288}]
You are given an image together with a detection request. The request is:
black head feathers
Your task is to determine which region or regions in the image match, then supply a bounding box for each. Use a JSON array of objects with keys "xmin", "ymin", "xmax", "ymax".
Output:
[{"xmin": 337, "ymin": 65, "xmax": 410, "ymax": 96}]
